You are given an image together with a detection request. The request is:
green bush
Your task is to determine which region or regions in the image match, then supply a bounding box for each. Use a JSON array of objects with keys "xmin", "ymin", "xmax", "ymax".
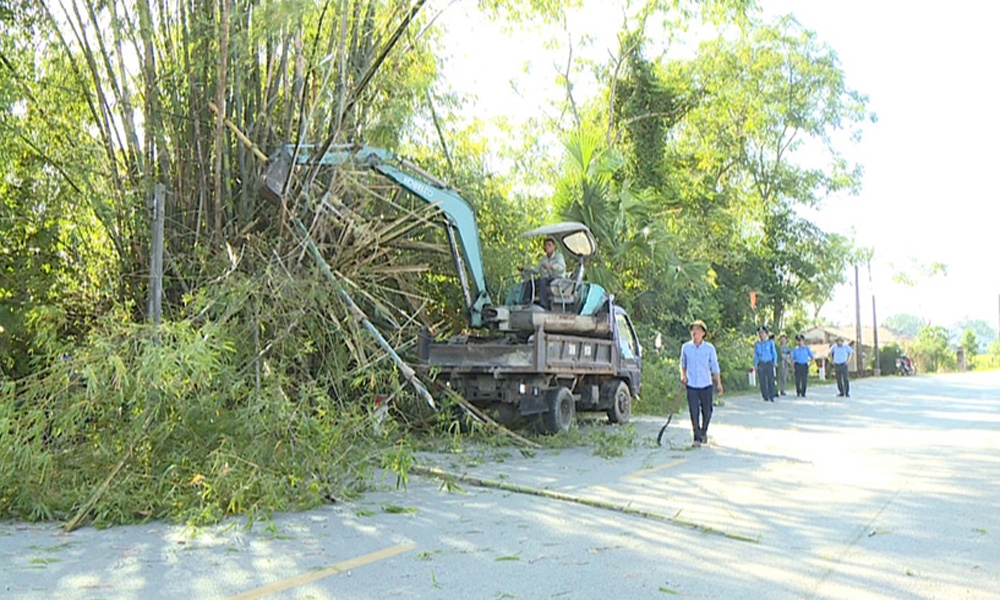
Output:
[
  {"xmin": 0, "ymin": 274, "xmax": 414, "ymax": 527},
  {"xmin": 635, "ymin": 351, "xmax": 684, "ymax": 416},
  {"xmin": 878, "ymin": 343, "xmax": 905, "ymax": 375}
]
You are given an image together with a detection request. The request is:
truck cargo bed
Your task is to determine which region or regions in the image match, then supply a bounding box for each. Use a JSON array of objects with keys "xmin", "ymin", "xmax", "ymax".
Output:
[{"xmin": 424, "ymin": 330, "xmax": 618, "ymax": 375}]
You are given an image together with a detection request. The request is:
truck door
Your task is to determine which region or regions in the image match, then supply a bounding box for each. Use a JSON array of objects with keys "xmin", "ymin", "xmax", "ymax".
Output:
[{"xmin": 613, "ymin": 308, "xmax": 642, "ymax": 394}]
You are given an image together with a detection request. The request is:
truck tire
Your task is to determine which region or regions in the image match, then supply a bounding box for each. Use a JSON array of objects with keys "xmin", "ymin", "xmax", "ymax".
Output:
[
  {"xmin": 604, "ymin": 380, "xmax": 631, "ymax": 425},
  {"xmin": 541, "ymin": 387, "xmax": 575, "ymax": 434}
]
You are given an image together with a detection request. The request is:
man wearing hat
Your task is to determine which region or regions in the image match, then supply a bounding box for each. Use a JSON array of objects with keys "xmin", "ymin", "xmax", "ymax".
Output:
[
  {"xmin": 753, "ymin": 326, "xmax": 778, "ymax": 401},
  {"xmin": 829, "ymin": 337, "xmax": 854, "ymax": 397},
  {"xmin": 680, "ymin": 319, "xmax": 723, "ymax": 447},
  {"xmin": 789, "ymin": 334, "xmax": 815, "ymax": 397}
]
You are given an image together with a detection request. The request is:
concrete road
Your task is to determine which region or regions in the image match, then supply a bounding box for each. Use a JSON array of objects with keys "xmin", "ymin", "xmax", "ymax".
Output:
[{"xmin": 2, "ymin": 371, "xmax": 998, "ymax": 599}]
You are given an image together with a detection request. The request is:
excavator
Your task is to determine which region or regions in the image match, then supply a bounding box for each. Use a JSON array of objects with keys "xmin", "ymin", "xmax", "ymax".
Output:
[{"xmin": 264, "ymin": 144, "xmax": 641, "ymax": 433}]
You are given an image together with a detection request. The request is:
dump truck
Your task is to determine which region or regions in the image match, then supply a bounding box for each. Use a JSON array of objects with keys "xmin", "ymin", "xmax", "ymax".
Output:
[{"xmin": 264, "ymin": 144, "xmax": 641, "ymax": 433}]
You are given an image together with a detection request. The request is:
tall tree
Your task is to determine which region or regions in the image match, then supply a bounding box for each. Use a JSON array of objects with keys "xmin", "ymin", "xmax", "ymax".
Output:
[{"xmin": 663, "ymin": 16, "xmax": 871, "ymax": 331}]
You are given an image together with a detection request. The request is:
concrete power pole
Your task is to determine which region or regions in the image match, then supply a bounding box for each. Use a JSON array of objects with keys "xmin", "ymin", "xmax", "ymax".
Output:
[
  {"xmin": 855, "ymin": 264, "xmax": 863, "ymax": 375},
  {"xmin": 869, "ymin": 260, "xmax": 880, "ymax": 376}
]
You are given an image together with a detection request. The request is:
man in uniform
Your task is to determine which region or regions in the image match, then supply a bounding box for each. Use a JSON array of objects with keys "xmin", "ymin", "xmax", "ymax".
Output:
[
  {"xmin": 790, "ymin": 334, "xmax": 815, "ymax": 397},
  {"xmin": 753, "ymin": 326, "xmax": 778, "ymax": 402}
]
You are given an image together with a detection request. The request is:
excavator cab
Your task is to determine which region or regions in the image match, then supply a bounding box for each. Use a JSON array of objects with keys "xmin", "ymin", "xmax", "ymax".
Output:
[{"xmin": 505, "ymin": 222, "xmax": 608, "ymax": 317}]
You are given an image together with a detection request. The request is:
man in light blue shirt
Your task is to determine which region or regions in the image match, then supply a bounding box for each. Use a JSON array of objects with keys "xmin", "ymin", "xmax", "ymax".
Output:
[
  {"xmin": 789, "ymin": 334, "xmax": 815, "ymax": 397},
  {"xmin": 753, "ymin": 326, "xmax": 778, "ymax": 402},
  {"xmin": 680, "ymin": 320, "xmax": 723, "ymax": 447},
  {"xmin": 829, "ymin": 337, "xmax": 855, "ymax": 397}
]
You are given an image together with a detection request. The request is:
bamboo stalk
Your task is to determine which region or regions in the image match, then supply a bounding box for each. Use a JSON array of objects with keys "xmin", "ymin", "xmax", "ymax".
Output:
[{"xmin": 410, "ymin": 465, "xmax": 761, "ymax": 544}]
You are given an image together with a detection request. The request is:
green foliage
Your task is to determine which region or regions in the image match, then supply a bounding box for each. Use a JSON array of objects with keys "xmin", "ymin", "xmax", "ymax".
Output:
[
  {"xmin": 971, "ymin": 341, "xmax": 1000, "ymax": 371},
  {"xmin": 661, "ymin": 16, "xmax": 870, "ymax": 331},
  {"xmin": 0, "ymin": 270, "xmax": 418, "ymax": 526},
  {"xmin": 960, "ymin": 328, "xmax": 979, "ymax": 360},
  {"xmin": 883, "ymin": 314, "xmax": 924, "ymax": 339},
  {"xmin": 634, "ymin": 352, "xmax": 684, "ymax": 417},
  {"xmin": 587, "ymin": 425, "xmax": 637, "ymax": 459},
  {"xmin": 878, "ymin": 342, "xmax": 905, "ymax": 375},
  {"xmin": 952, "ymin": 319, "xmax": 995, "ymax": 350},
  {"xmin": 910, "ymin": 325, "xmax": 956, "ymax": 374}
]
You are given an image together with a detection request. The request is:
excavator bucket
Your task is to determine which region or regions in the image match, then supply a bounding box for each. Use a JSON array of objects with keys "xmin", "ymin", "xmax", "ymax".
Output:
[{"xmin": 261, "ymin": 149, "xmax": 293, "ymax": 201}]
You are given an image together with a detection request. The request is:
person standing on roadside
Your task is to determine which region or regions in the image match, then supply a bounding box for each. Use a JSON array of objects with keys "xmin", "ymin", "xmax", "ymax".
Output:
[
  {"xmin": 778, "ymin": 334, "xmax": 791, "ymax": 396},
  {"xmin": 829, "ymin": 337, "xmax": 854, "ymax": 397},
  {"xmin": 680, "ymin": 320, "xmax": 723, "ymax": 447},
  {"xmin": 753, "ymin": 326, "xmax": 778, "ymax": 402},
  {"xmin": 790, "ymin": 334, "xmax": 815, "ymax": 397}
]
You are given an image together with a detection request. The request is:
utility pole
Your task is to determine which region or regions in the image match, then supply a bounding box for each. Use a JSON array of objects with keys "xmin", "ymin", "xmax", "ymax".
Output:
[
  {"xmin": 868, "ymin": 260, "xmax": 880, "ymax": 376},
  {"xmin": 872, "ymin": 294, "xmax": 880, "ymax": 376},
  {"xmin": 855, "ymin": 264, "xmax": 863, "ymax": 376}
]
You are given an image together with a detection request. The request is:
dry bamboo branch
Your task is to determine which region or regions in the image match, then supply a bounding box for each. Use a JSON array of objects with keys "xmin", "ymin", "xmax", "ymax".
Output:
[
  {"xmin": 208, "ymin": 101, "xmax": 268, "ymax": 162},
  {"xmin": 411, "ymin": 465, "xmax": 761, "ymax": 543}
]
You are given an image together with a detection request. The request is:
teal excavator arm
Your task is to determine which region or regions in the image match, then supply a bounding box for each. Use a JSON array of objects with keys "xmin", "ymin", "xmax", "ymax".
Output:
[{"xmin": 264, "ymin": 144, "xmax": 493, "ymax": 329}]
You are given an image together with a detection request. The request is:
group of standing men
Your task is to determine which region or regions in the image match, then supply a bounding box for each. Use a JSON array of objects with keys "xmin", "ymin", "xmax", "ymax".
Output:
[{"xmin": 753, "ymin": 327, "xmax": 855, "ymax": 400}]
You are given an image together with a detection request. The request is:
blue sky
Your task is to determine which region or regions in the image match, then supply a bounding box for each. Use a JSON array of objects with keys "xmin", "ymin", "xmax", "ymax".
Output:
[{"xmin": 434, "ymin": 0, "xmax": 1000, "ymax": 331}]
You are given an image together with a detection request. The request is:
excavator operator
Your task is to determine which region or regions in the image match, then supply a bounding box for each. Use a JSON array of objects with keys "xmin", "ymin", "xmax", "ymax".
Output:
[{"xmin": 518, "ymin": 238, "xmax": 565, "ymax": 309}]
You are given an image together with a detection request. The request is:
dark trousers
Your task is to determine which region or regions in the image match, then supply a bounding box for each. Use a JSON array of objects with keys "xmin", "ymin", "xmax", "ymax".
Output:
[
  {"xmin": 757, "ymin": 361, "xmax": 776, "ymax": 400},
  {"xmin": 794, "ymin": 363, "xmax": 809, "ymax": 396},
  {"xmin": 834, "ymin": 363, "xmax": 850, "ymax": 396},
  {"xmin": 519, "ymin": 277, "xmax": 552, "ymax": 309},
  {"xmin": 686, "ymin": 385, "xmax": 713, "ymax": 442}
]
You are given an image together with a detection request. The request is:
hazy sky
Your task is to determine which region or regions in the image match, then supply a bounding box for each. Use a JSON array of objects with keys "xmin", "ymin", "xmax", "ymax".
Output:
[{"xmin": 434, "ymin": 0, "xmax": 1000, "ymax": 331}]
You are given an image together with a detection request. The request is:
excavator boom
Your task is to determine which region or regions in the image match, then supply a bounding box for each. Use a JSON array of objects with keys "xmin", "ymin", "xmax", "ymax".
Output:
[{"xmin": 264, "ymin": 144, "xmax": 492, "ymax": 328}]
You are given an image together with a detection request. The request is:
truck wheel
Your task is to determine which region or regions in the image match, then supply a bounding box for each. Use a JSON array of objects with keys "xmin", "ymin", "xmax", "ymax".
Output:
[
  {"xmin": 604, "ymin": 380, "xmax": 632, "ymax": 425},
  {"xmin": 541, "ymin": 387, "xmax": 575, "ymax": 434}
]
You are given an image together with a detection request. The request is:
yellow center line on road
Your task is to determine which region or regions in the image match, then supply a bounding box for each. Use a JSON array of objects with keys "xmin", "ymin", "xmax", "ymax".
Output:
[
  {"xmin": 623, "ymin": 459, "xmax": 688, "ymax": 481},
  {"xmin": 225, "ymin": 543, "xmax": 416, "ymax": 600}
]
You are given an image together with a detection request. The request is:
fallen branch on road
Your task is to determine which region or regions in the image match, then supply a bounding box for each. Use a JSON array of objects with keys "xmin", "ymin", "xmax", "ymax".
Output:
[{"xmin": 410, "ymin": 465, "xmax": 760, "ymax": 543}]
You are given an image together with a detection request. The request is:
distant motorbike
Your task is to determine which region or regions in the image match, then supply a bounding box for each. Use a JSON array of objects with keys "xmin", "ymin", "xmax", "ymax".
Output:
[{"xmin": 895, "ymin": 357, "xmax": 914, "ymax": 376}]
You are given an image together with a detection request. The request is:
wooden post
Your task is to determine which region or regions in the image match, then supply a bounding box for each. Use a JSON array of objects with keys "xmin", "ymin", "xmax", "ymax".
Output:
[{"xmin": 147, "ymin": 184, "xmax": 165, "ymax": 325}]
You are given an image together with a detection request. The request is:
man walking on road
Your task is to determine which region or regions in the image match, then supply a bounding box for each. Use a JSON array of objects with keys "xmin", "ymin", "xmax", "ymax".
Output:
[
  {"xmin": 753, "ymin": 326, "xmax": 778, "ymax": 402},
  {"xmin": 680, "ymin": 320, "xmax": 723, "ymax": 447},
  {"xmin": 790, "ymin": 335, "xmax": 815, "ymax": 397},
  {"xmin": 829, "ymin": 337, "xmax": 854, "ymax": 397},
  {"xmin": 778, "ymin": 334, "xmax": 791, "ymax": 396}
]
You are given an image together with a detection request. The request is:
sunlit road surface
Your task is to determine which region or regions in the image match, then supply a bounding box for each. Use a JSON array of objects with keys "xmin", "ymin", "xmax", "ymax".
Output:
[{"xmin": 2, "ymin": 371, "xmax": 998, "ymax": 599}]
